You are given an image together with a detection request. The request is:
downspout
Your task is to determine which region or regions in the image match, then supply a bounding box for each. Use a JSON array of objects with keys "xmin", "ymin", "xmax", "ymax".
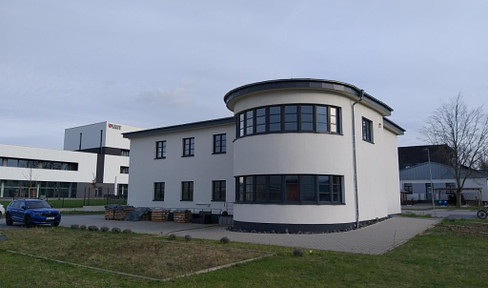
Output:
[{"xmin": 352, "ymin": 90, "xmax": 364, "ymax": 229}]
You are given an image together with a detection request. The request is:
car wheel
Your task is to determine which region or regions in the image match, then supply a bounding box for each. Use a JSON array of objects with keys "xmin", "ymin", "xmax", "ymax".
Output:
[
  {"xmin": 477, "ymin": 210, "xmax": 488, "ymax": 219},
  {"xmin": 53, "ymin": 222, "xmax": 60, "ymax": 227},
  {"xmin": 24, "ymin": 215, "xmax": 33, "ymax": 228},
  {"xmin": 6, "ymin": 213, "xmax": 13, "ymax": 226}
]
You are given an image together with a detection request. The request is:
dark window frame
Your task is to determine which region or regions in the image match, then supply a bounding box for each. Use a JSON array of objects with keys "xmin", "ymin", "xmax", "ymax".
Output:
[
  {"xmin": 181, "ymin": 181, "xmax": 194, "ymax": 201},
  {"xmin": 155, "ymin": 141, "xmax": 166, "ymax": 159},
  {"xmin": 120, "ymin": 166, "xmax": 129, "ymax": 174},
  {"xmin": 213, "ymin": 133, "xmax": 226, "ymax": 154},
  {"xmin": 212, "ymin": 180, "xmax": 226, "ymax": 201},
  {"xmin": 362, "ymin": 117, "xmax": 374, "ymax": 143},
  {"xmin": 182, "ymin": 137, "xmax": 195, "ymax": 157},
  {"xmin": 153, "ymin": 182, "xmax": 165, "ymax": 201}
]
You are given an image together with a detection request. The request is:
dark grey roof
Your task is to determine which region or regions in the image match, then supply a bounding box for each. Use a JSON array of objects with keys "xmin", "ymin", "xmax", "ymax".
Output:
[
  {"xmin": 400, "ymin": 162, "xmax": 488, "ymax": 180},
  {"xmin": 224, "ymin": 78, "xmax": 393, "ymax": 115},
  {"xmin": 123, "ymin": 117, "xmax": 234, "ymax": 139},
  {"xmin": 383, "ymin": 117, "xmax": 405, "ymax": 135},
  {"xmin": 398, "ymin": 145, "xmax": 452, "ymax": 170}
]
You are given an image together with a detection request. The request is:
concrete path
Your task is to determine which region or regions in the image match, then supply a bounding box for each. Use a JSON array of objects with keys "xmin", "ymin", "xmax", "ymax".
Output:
[{"xmin": 55, "ymin": 214, "xmax": 440, "ymax": 255}]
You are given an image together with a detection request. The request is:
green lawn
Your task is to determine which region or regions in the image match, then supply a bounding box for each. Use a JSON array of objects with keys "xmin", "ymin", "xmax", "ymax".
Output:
[{"xmin": 0, "ymin": 219, "xmax": 487, "ymax": 287}]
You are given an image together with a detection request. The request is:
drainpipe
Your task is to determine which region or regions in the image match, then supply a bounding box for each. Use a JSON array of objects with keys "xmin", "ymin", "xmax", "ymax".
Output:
[{"xmin": 352, "ymin": 90, "xmax": 364, "ymax": 229}]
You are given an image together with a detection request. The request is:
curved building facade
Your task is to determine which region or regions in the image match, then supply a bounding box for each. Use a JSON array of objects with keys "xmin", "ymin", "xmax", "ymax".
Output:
[{"xmin": 225, "ymin": 79, "xmax": 404, "ymax": 232}]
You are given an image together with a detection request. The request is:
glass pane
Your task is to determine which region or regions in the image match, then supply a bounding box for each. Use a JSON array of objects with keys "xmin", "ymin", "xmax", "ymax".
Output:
[
  {"xmin": 269, "ymin": 106, "xmax": 281, "ymax": 132},
  {"xmin": 269, "ymin": 175, "xmax": 282, "ymax": 201},
  {"xmin": 318, "ymin": 176, "xmax": 331, "ymax": 202},
  {"xmin": 245, "ymin": 176, "xmax": 253, "ymax": 202},
  {"xmin": 286, "ymin": 175, "xmax": 299, "ymax": 201},
  {"xmin": 300, "ymin": 175, "xmax": 316, "ymax": 201},
  {"xmin": 255, "ymin": 176, "xmax": 267, "ymax": 201},
  {"xmin": 316, "ymin": 106, "xmax": 328, "ymax": 132},
  {"xmin": 246, "ymin": 111, "xmax": 254, "ymax": 135},
  {"xmin": 330, "ymin": 107, "xmax": 337, "ymax": 133}
]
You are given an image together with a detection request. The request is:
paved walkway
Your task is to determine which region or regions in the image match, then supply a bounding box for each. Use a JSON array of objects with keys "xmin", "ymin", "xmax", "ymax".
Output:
[{"xmin": 57, "ymin": 214, "xmax": 441, "ymax": 255}]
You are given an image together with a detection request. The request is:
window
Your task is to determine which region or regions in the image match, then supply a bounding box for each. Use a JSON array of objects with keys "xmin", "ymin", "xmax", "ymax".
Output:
[
  {"xmin": 212, "ymin": 180, "xmax": 226, "ymax": 201},
  {"xmin": 182, "ymin": 137, "xmax": 195, "ymax": 157},
  {"xmin": 236, "ymin": 174, "xmax": 344, "ymax": 205},
  {"xmin": 403, "ymin": 183, "xmax": 413, "ymax": 194},
  {"xmin": 120, "ymin": 166, "xmax": 129, "ymax": 174},
  {"xmin": 181, "ymin": 181, "xmax": 193, "ymax": 201},
  {"xmin": 362, "ymin": 117, "xmax": 373, "ymax": 143},
  {"xmin": 213, "ymin": 134, "xmax": 226, "ymax": 154},
  {"xmin": 156, "ymin": 141, "xmax": 166, "ymax": 159},
  {"xmin": 284, "ymin": 105, "xmax": 298, "ymax": 131},
  {"xmin": 236, "ymin": 104, "xmax": 342, "ymax": 138},
  {"xmin": 121, "ymin": 149, "xmax": 130, "ymax": 156},
  {"xmin": 154, "ymin": 182, "xmax": 165, "ymax": 201}
]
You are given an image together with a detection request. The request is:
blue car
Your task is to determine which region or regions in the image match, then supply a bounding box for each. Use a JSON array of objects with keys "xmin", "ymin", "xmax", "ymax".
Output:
[{"xmin": 5, "ymin": 199, "xmax": 61, "ymax": 227}]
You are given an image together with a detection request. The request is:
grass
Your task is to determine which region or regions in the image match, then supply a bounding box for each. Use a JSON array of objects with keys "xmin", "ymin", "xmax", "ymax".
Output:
[
  {"xmin": 0, "ymin": 219, "xmax": 487, "ymax": 287},
  {"xmin": 0, "ymin": 198, "xmax": 126, "ymax": 209}
]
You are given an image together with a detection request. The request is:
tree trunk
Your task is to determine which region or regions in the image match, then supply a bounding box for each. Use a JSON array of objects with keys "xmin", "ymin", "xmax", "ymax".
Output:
[{"xmin": 456, "ymin": 188, "xmax": 462, "ymax": 207}]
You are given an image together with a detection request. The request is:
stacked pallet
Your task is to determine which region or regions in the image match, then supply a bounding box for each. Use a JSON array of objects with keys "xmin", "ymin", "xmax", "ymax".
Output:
[
  {"xmin": 104, "ymin": 209, "xmax": 114, "ymax": 220},
  {"xmin": 151, "ymin": 209, "xmax": 169, "ymax": 222},
  {"xmin": 113, "ymin": 206, "xmax": 134, "ymax": 220},
  {"xmin": 173, "ymin": 210, "xmax": 192, "ymax": 223}
]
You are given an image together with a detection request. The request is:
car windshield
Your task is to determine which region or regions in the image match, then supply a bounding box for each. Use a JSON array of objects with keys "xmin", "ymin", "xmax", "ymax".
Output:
[{"xmin": 26, "ymin": 201, "xmax": 51, "ymax": 209}]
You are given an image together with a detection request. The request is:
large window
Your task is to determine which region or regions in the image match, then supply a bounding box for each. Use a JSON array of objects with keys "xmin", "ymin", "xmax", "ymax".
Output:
[
  {"xmin": 236, "ymin": 174, "xmax": 344, "ymax": 204},
  {"xmin": 156, "ymin": 141, "xmax": 166, "ymax": 159},
  {"xmin": 2, "ymin": 158, "xmax": 78, "ymax": 171},
  {"xmin": 154, "ymin": 182, "xmax": 165, "ymax": 201},
  {"xmin": 213, "ymin": 134, "xmax": 226, "ymax": 154},
  {"xmin": 212, "ymin": 180, "xmax": 226, "ymax": 201},
  {"xmin": 182, "ymin": 137, "xmax": 195, "ymax": 157},
  {"xmin": 181, "ymin": 181, "xmax": 193, "ymax": 201},
  {"xmin": 236, "ymin": 104, "xmax": 342, "ymax": 138},
  {"xmin": 362, "ymin": 117, "xmax": 373, "ymax": 143},
  {"xmin": 120, "ymin": 166, "xmax": 129, "ymax": 174}
]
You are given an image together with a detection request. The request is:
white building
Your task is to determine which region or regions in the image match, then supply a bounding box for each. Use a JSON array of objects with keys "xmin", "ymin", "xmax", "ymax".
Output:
[
  {"xmin": 125, "ymin": 79, "xmax": 404, "ymax": 233},
  {"xmin": 0, "ymin": 121, "xmax": 141, "ymax": 198}
]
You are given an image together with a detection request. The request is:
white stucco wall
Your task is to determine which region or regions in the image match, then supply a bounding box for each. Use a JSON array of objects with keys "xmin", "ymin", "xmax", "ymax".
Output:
[
  {"xmin": 103, "ymin": 155, "xmax": 130, "ymax": 184},
  {"xmin": 127, "ymin": 123, "xmax": 235, "ymax": 213}
]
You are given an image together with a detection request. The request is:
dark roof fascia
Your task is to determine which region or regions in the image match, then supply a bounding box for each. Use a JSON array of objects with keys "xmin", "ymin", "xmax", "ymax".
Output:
[
  {"xmin": 123, "ymin": 117, "xmax": 234, "ymax": 139},
  {"xmin": 224, "ymin": 78, "xmax": 393, "ymax": 115},
  {"xmin": 383, "ymin": 118, "xmax": 405, "ymax": 135}
]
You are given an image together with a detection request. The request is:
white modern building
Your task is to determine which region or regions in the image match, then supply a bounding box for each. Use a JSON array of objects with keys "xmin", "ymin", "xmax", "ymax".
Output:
[
  {"xmin": 0, "ymin": 121, "xmax": 141, "ymax": 198},
  {"xmin": 125, "ymin": 79, "xmax": 405, "ymax": 233}
]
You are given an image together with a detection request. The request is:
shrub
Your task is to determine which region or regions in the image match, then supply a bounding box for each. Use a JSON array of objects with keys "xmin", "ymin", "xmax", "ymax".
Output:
[
  {"xmin": 100, "ymin": 226, "xmax": 109, "ymax": 232},
  {"xmin": 292, "ymin": 248, "xmax": 304, "ymax": 257},
  {"xmin": 168, "ymin": 234, "xmax": 176, "ymax": 240},
  {"xmin": 88, "ymin": 226, "xmax": 99, "ymax": 231},
  {"xmin": 184, "ymin": 235, "xmax": 192, "ymax": 242},
  {"xmin": 220, "ymin": 236, "xmax": 230, "ymax": 244},
  {"xmin": 70, "ymin": 224, "xmax": 79, "ymax": 230},
  {"xmin": 79, "ymin": 225, "xmax": 87, "ymax": 230},
  {"xmin": 111, "ymin": 227, "xmax": 121, "ymax": 233},
  {"xmin": 123, "ymin": 229, "xmax": 132, "ymax": 234}
]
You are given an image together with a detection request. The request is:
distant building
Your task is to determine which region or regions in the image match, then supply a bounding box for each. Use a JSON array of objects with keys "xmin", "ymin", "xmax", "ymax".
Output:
[
  {"xmin": 0, "ymin": 122, "xmax": 141, "ymax": 198},
  {"xmin": 125, "ymin": 78, "xmax": 405, "ymax": 233},
  {"xmin": 398, "ymin": 145, "xmax": 488, "ymax": 203}
]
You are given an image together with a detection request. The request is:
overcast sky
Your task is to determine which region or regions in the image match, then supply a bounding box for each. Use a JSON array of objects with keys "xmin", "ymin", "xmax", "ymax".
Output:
[{"xmin": 1, "ymin": 0, "xmax": 487, "ymax": 149}]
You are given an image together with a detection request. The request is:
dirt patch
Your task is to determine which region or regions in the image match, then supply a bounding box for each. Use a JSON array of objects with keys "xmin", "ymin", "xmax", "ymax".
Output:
[{"xmin": 436, "ymin": 222, "xmax": 488, "ymax": 238}]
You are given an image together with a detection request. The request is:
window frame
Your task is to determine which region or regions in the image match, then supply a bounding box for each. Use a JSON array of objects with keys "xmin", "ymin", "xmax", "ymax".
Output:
[
  {"xmin": 181, "ymin": 181, "xmax": 194, "ymax": 201},
  {"xmin": 213, "ymin": 133, "xmax": 226, "ymax": 154},
  {"xmin": 212, "ymin": 180, "xmax": 226, "ymax": 201},
  {"xmin": 362, "ymin": 117, "xmax": 374, "ymax": 143},
  {"xmin": 153, "ymin": 182, "xmax": 165, "ymax": 201},
  {"xmin": 155, "ymin": 141, "xmax": 166, "ymax": 159},
  {"xmin": 182, "ymin": 137, "xmax": 195, "ymax": 157}
]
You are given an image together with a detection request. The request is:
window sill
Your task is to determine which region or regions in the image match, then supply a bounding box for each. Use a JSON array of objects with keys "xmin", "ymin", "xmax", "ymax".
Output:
[
  {"xmin": 181, "ymin": 155, "xmax": 194, "ymax": 158},
  {"xmin": 180, "ymin": 199, "xmax": 193, "ymax": 202},
  {"xmin": 212, "ymin": 152, "xmax": 226, "ymax": 155},
  {"xmin": 211, "ymin": 200, "xmax": 226, "ymax": 202},
  {"xmin": 152, "ymin": 199, "xmax": 164, "ymax": 202},
  {"xmin": 154, "ymin": 157, "xmax": 166, "ymax": 160}
]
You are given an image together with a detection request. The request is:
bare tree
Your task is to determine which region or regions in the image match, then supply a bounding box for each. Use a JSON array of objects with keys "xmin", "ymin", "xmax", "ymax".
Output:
[{"xmin": 423, "ymin": 94, "xmax": 488, "ymax": 207}]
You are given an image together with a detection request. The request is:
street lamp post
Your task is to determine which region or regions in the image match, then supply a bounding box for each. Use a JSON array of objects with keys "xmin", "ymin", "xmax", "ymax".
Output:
[{"xmin": 425, "ymin": 148, "xmax": 435, "ymax": 212}]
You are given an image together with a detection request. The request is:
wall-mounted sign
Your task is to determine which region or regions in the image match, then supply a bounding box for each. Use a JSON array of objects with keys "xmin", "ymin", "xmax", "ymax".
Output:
[{"xmin": 108, "ymin": 123, "xmax": 122, "ymax": 130}]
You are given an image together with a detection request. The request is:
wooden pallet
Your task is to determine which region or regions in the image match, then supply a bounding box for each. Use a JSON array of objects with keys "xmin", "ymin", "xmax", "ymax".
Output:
[{"xmin": 173, "ymin": 210, "xmax": 192, "ymax": 223}]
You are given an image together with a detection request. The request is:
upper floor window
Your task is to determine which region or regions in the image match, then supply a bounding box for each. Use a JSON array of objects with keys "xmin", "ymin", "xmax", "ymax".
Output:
[
  {"xmin": 154, "ymin": 182, "xmax": 165, "ymax": 201},
  {"xmin": 121, "ymin": 149, "xmax": 130, "ymax": 157},
  {"xmin": 120, "ymin": 166, "xmax": 129, "ymax": 174},
  {"xmin": 182, "ymin": 137, "xmax": 194, "ymax": 157},
  {"xmin": 236, "ymin": 104, "xmax": 342, "ymax": 138},
  {"xmin": 362, "ymin": 117, "xmax": 373, "ymax": 143},
  {"xmin": 213, "ymin": 134, "xmax": 226, "ymax": 154},
  {"xmin": 156, "ymin": 141, "xmax": 166, "ymax": 159},
  {"xmin": 181, "ymin": 181, "xmax": 193, "ymax": 201},
  {"xmin": 212, "ymin": 180, "xmax": 226, "ymax": 201}
]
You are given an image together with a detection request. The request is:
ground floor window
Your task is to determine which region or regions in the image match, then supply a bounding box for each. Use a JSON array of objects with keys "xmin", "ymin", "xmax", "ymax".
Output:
[
  {"xmin": 181, "ymin": 181, "xmax": 194, "ymax": 201},
  {"xmin": 0, "ymin": 180, "xmax": 77, "ymax": 198},
  {"xmin": 236, "ymin": 174, "xmax": 344, "ymax": 204},
  {"xmin": 154, "ymin": 182, "xmax": 165, "ymax": 201},
  {"xmin": 212, "ymin": 180, "xmax": 226, "ymax": 201}
]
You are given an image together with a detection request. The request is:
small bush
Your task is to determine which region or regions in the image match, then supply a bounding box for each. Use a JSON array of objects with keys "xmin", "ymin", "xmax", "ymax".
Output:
[
  {"xmin": 88, "ymin": 226, "xmax": 99, "ymax": 231},
  {"xmin": 123, "ymin": 229, "xmax": 132, "ymax": 234},
  {"xmin": 220, "ymin": 236, "xmax": 230, "ymax": 244},
  {"xmin": 111, "ymin": 227, "xmax": 121, "ymax": 233},
  {"xmin": 70, "ymin": 224, "xmax": 79, "ymax": 230},
  {"xmin": 79, "ymin": 225, "xmax": 87, "ymax": 230},
  {"xmin": 100, "ymin": 226, "xmax": 109, "ymax": 232},
  {"xmin": 184, "ymin": 235, "xmax": 192, "ymax": 241},
  {"xmin": 292, "ymin": 248, "xmax": 304, "ymax": 257},
  {"xmin": 168, "ymin": 234, "xmax": 176, "ymax": 240}
]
